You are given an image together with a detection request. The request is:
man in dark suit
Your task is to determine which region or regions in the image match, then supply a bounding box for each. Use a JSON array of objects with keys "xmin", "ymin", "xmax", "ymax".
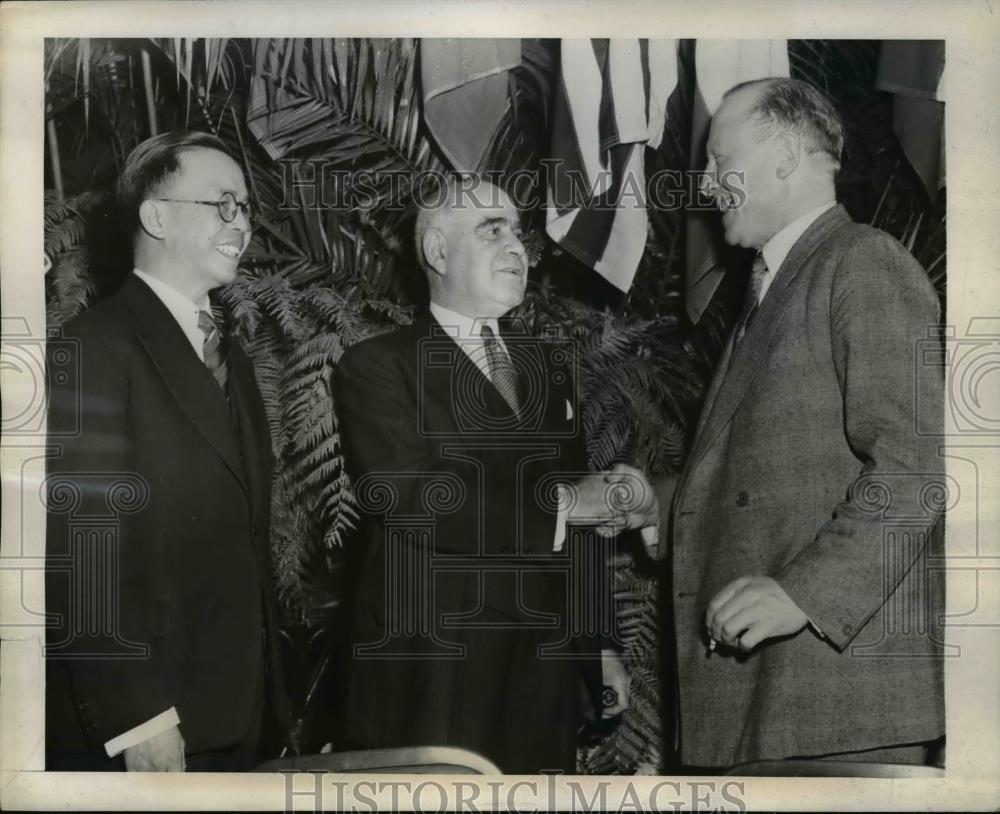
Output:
[
  {"xmin": 615, "ymin": 78, "xmax": 945, "ymax": 768},
  {"xmin": 334, "ymin": 176, "xmax": 628, "ymax": 774},
  {"xmin": 46, "ymin": 131, "xmax": 288, "ymax": 771}
]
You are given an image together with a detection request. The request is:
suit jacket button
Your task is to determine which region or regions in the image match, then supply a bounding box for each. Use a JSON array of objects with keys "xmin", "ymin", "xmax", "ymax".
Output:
[
  {"xmin": 842, "ymin": 623, "xmax": 853, "ymax": 636},
  {"xmin": 735, "ymin": 491, "xmax": 749, "ymax": 507}
]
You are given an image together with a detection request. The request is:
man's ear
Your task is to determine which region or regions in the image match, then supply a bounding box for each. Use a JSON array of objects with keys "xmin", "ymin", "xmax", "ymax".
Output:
[
  {"xmin": 774, "ymin": 130, "xmax": 801, "ymax": 180},
  {"xmin": 422, "ymin": 228, "xmax": 448, "ymax": 277},
  {"xmin": 138, "ymin": 200, "xmax": 167, "ymax": 239}
]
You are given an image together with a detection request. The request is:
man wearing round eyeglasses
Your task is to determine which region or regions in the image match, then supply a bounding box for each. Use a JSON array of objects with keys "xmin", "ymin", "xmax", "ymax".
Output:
[{"xmin": 46, "ymin": 131, "xmax": 289, "ymax": 772}]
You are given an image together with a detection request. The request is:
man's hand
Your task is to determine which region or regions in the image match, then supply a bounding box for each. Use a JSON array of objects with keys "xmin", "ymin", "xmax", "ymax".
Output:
[
  {"xmin": 705, "ymin": 576, "xmax": 808, "ymax": 652},
  {"xmin": 123, "ymin": 725, "xmax": 186, "ymax": 772},
  {"xmin": 563, "ymin": 473, "xmax": 624, "ymax": 534},
  {"xmin": 562, "ymin": 464, "xmax": 659, "ymax": 537},
  {"xmin": 599, "ymin": 463, "xmax": 659, "ymax": 539},
  {"xmin": 601, "ymin": 649, "xmax": 629, "ymax": 718}
]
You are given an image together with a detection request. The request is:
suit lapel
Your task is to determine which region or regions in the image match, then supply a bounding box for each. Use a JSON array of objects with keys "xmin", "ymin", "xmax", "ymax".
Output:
[
  {"xmin": 419, "ymin": 312, "xmax": 517, "ymax": 429},
  {"xmin": 684, "ymin": 206, "xmax": 852, "ymax": 477},
  {"xmin": 120, "ymin": 275, "xmax": 248, "ymax": 496}
]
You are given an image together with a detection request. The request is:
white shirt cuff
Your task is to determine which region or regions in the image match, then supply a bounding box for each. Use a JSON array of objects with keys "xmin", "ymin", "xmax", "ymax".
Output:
[
  {"xmin": 552, "ymin": 485, "xmax": 571, "ymax": 552},
  {"xmin": 104, "ymin": 707, "xmax": 181, "ymax": 757},
  {"xmin": 639, "ymin": 524, "xmax": 659, "ymax": 556}
]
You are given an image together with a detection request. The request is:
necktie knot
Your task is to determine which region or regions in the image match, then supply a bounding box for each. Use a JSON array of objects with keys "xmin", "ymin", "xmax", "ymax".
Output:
[
  {"xmin": 749, "ymin": 252, "xmax": 769, "ymax": 298},
  {"xmin": 481, "ymin": 324, "xmax": 520, "ymax": 415},
  {"xmin": 197, "ymin": 309, "xmax": 218, "ymax": 340},
  {"xmin": 198, "ymin": 309, "xmax": 228, "ymax": 395},
  {"xmin": 734, "ymin": 253, "xmax": 769, "ymax": 344}
]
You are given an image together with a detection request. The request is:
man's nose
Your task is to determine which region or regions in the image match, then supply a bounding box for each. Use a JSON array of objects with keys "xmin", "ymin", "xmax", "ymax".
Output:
[
  {"xmin": 506, "ymin": 232, "xmax": 527, "ymax": 259},
  {"xmin": 231, "ymin": 209, "xmax": 251, "ymax": 232}
]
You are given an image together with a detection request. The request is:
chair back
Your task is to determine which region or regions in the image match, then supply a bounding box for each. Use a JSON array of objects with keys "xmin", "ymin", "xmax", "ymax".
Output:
[{"xmin": 256, "ymin": 746, "xmax": 502, "ymax": 775}]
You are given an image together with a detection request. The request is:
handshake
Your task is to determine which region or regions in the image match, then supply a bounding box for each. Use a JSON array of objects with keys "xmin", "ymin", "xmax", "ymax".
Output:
[{"xmin": 560, "ymin": 464, "xmax": 661, "ymax": 542}]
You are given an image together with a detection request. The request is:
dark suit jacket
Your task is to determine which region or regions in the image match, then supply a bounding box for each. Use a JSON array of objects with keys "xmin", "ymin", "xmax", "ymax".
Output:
[
  {"xmin": 666, "ymin": 205, "xmax": 945, "ymax": 766},
  {"xmin": 334, "ymin": 311, "xmax": 604, "ymax": 767},
  {"xmin": 45, "ymin": 274, "xmax": 289, "ymax": 765}
]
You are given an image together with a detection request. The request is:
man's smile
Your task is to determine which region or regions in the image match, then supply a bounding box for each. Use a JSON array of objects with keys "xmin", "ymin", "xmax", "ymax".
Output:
[{"xmin": 214, "ymin": 240, "xmax": 245, "ymax": 259}]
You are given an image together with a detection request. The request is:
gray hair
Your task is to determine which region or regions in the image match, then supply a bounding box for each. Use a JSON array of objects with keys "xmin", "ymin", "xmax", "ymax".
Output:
[
  {"xmin": 413, "ymin": 173, "xmax": 507, "ymax": 272},
  {"xmin": 726, "ymin": 78, "xmax": 844, "ymax": 171}
]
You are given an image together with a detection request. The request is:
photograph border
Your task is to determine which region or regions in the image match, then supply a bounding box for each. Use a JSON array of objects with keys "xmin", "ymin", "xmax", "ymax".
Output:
[{"xmin": 2, "ymin": 1, "xmax": 999, "ymax": 810}]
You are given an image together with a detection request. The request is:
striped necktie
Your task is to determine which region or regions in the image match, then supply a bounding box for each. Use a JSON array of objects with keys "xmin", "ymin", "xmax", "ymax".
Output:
[
  {"xmin": 197, "ymin": 309, "xmax": 229, "ymax": 396},
  {"xmin": 481, "ymin": 324, "xmax": 520, "ymax": 415},
  {"xmin": 734, "ymin": 252, "xmax": 769, "ymax": 345}
]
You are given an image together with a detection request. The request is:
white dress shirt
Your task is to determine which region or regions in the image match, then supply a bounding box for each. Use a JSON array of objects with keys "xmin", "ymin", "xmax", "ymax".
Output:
[
  {"xmin": 428, "ymin": 301, "xmax": 572, "ymax": 551},
  {"xmin": 133, "ymin": 268, "xmax": 212, "ymax": 360},
  {"xmin": 428, "ymin": 301, "xmax": 507, "ymax": 380},
  {"xmin": 757, "ymin": 200, "xmax": 837, "ymax": 303},
  {"xmin": 103, "ymin": 269, "xmax": 202, "ymax": 757}
]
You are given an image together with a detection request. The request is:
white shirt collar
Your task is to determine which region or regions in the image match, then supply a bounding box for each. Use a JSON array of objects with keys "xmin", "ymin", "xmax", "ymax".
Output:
[
  {"xmin": 428, "ymin": 302, "xmax": 502, "ymax": 342},
  {"xmin": 759, "ymin": 201, "xmax": 837, "ymax": 301},
  {"xmin": 133, "ymin": 268, "xmax": 211, "ymax": 361},
  {"xmin": 428, "ymin": 301, "xmax": 506, "ymax": 380}
]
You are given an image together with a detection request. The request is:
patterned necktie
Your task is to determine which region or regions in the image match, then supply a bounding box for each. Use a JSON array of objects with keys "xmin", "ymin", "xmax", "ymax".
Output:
[
  {"xmin": 734, "ymin": 252, "xmax": 769, "ymax": 345},
  {"xmin": 197, "ymin": 309, "xmax": 229, "ymax": 396},
  {"xmin": 481, "ymin": 324, "xmax": 520, "ymax": 415}
]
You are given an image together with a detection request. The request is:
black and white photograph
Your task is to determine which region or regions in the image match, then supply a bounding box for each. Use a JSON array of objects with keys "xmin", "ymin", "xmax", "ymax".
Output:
[{"xmin": 1, "ymin": 1, "xmax": 998, "ymax": 811}]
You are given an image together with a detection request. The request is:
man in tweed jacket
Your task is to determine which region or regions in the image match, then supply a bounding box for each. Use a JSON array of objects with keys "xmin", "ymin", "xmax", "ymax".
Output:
[{"xmin": 619, "ymin": 78, "xmax": 945, "ymax": 768}]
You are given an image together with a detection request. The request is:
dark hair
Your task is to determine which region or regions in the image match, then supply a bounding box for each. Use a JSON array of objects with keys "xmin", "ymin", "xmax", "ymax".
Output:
[
  {"xmin": 725, "ymin": 78, "xmax": 844, "ymax": 170},
  {"xmin": 116, "ymin": 130, "xmax": 234, "ymax": 238}
]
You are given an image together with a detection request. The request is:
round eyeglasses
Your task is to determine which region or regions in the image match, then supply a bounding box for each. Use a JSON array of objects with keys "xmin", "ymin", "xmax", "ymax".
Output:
[{"xmin": 150, "ymin": 191, "xmax": 254, "ymax": 225}]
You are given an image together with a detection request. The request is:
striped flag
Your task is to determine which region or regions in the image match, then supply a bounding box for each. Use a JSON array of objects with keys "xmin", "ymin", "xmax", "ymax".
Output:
[
  {"xmin": 545, "ymin": 39, "xmax": 788, "ymax": 314},
  {"xmin": 545, "ymin": 39, "xmax": 677, "ymax": 292}
]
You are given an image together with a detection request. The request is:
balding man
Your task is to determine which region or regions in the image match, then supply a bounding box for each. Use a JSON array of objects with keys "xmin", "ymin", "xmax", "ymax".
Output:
[
  {"xmin": 618, "ymin": 78, "xmax": 945, "ymax": 769},
  {"xmin": 334, "ymin": 175, "xmax": 627, "ymax": 773}
]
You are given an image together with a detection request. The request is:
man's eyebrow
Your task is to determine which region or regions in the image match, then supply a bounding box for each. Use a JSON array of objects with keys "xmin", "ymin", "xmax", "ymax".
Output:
[{"xmin": 474, "ymin": 216, "xmax": 521, "ymax": 231}]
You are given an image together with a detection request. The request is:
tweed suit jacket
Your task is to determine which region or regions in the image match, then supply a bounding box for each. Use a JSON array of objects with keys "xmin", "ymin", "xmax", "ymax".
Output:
[{"xmin": 667, "ymin": 205, "xmax": 945, "ymax": 766}]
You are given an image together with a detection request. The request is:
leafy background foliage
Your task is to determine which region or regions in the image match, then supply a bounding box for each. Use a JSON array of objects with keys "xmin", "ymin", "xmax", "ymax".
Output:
[{"xmin": 43, "ymin": 38, "xmax": 944, "ymax": 769}]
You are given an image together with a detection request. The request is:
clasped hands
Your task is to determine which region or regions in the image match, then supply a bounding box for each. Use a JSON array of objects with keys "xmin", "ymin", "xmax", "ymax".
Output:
[
  {"xmin": 563, "ymin": 463, "xmax": 659, "ymax": 536},
  {"xmin": 563, "ymin": 468, "xmax": 808, "ymax": 653}
]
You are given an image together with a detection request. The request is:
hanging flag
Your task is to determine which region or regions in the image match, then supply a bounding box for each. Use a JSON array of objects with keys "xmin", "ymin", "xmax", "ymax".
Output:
[
  {"xmin": 543, "ymin": 39, "xmax": 788, "ymax": 314},
  {"xmin": 685, "ymin": 40, "xmax": 789, "ymax": 323},
  {"xmin": 875, "ymin": 40, "xmax": 946, "ymax": 199},
  {"xmin": 545, "ymin": 39, "xmax": 677, "ymax": 292},
  {"xmin": 421, "ymin": 38, "xmax": 521, "ymax": 173}
]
